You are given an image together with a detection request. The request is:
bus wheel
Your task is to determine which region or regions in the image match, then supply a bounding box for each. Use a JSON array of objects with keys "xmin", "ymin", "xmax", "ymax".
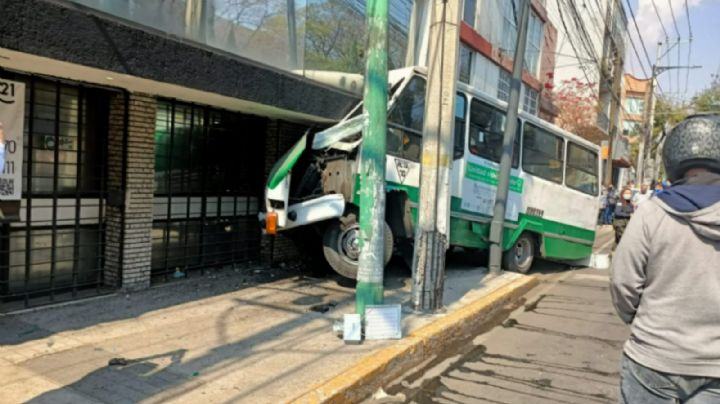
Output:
[
  {"xmin": 322, "ymin": 212, "xmax": 393, "ymax": 279},
  {"xmin": 503, "ymin": 233, "xmax": 535, "ymax": 274}
]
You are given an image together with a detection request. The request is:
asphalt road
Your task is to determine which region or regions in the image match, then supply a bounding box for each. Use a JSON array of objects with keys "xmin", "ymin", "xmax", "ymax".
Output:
[{"xmin": 372, "ymin": 263, "xmax": 630, "ymax": 404}]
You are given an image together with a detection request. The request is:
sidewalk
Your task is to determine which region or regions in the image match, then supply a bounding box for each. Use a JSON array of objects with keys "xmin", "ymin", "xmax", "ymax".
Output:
[{"xmin": 0, "ymin": 257, "xmax": 530, "ymax": 403}]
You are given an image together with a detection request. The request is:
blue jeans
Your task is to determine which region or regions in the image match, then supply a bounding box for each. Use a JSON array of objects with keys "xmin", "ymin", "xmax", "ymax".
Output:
[
  {"xmin": 621, "ymin": 355, "xmax": 720, "ymax": 403},
  {"xmin": 603, "ymin": 205, "xmax": 616, "ymax": 224}
]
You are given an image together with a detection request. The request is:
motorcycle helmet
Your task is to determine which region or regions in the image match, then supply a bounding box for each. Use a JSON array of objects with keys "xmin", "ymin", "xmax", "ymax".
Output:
[{"xmin": 662, "ymin": 114, "xmax": 720, "ymax": 182}]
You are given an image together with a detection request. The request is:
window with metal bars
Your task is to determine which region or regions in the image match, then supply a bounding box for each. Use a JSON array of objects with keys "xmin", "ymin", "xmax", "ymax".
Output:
[
  {"xmin": 0, "ymin": 75, "xmax": 110, "ymax": 311},
  {"xmin": 151, "ymin": 100, "xmax": 267, "ymax": 281}
]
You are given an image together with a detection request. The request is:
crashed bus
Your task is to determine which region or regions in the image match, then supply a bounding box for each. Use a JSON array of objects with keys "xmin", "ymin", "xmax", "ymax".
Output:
[{"xmin": 259, "ymin": 67, "xmax": 601, "ymax": 278}]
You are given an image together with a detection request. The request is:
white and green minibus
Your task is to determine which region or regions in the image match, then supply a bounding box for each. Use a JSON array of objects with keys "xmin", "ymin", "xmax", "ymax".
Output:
[{"xmin": 259, "ymin": 67, "xmax": 601, "ymax": 278}]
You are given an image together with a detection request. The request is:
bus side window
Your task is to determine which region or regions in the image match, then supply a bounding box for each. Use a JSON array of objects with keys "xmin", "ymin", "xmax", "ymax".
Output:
[
  {"xmin": 468, "ymin": 99, "xmax": 519, "ymax": 167},
  {"xmin": 566, "ymin": 142, "xmax": 599, "ymax": 195},
  {"xmin": 522, "ymin": 123, "xmax": 564, "ymax": 184},
  {"xmin": 454, "ymin": 93, "xmax": 467, "ymax": 159}
]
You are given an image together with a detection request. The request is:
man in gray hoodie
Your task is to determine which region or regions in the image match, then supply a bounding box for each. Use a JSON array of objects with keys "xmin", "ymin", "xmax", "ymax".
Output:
[{"xmin": 611, "ymin": 114, "xmax": 720, "ymax": 403}]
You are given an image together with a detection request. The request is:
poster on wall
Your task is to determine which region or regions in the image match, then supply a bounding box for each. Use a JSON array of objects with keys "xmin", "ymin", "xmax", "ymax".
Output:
[
  {"xmin": 460, "ymin": 161, "xmax": 523, "ymax": 221},
  {"xmin": 0, "ymin": 79, "xmax": 24, "ymax": 201}
]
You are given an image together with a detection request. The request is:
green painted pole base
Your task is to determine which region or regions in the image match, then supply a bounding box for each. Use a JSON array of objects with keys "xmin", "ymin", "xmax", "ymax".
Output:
[{"xmin": 356, "ymin": 281, "xmax": 384, "ymax": 316}]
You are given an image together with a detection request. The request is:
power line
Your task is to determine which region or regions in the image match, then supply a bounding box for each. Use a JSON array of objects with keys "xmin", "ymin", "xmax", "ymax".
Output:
[
  {"xmin": 684, "ymin": 0, "xmax": 693, "ymax": 38},
  {"xmin": 651, "ymin": 0, "xmax": 670, "ymax": 40},
  {"xmin": 668, "ymin": 0, "xmax": 682, "ymax": 39},
  {"xmin": 624, "ymin": 0, "xmax": 663, "ymax": 94},
  {"xmin": 667, "ymin": 0, "xmax": 682, "ymax": 95},
  {"xmin": 558, "ymin": 0, "xmax": 632, "ymax": 117}
]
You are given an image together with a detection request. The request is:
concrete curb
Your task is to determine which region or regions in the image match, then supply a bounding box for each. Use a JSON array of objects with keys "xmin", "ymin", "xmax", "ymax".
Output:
[{"xmin": 290, "ymin": 275, "xmax": 540, "ymax": 404}]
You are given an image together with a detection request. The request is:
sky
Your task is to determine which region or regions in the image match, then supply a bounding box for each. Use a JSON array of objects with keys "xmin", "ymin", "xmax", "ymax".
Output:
[{"xmin": 624, "ymin": 0, "xmax": 720, "ymax": 103}]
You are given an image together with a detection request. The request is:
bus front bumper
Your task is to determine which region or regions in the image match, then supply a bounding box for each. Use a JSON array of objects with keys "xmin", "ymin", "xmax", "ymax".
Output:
[{"xmin": 259, "ymin": 194, "xmax": 346, "ymax": 234}]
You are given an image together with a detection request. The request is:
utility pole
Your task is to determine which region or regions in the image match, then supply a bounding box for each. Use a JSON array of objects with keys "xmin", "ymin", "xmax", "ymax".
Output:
[
  {"xmin": 356, "ymin": 0, "xmax": 388, "ymax": 316},
  {"xmin": 411, "ymin": 0, "xmax": 462, "ymax": 312},
  {"xmin": 605, "ymin": 51, "xmax": 624, "ymax": 187},
  {"xmin": 637, "ymin": 41, "xmax": 701, "ymax": 184},
  {"xmin": 652, "ymin": 123, "xmax": 669, "ymax": 181},
  {"xmin": 487, "ymin": 0, "xmax": 531, "ymax": 276},
  {"xmin": 603, "ymin": 0, "xmax": 623, "ymax": 188},
  {"xmin": 637, "ymin": 42, "xmax": 662, "ymax": 185}
]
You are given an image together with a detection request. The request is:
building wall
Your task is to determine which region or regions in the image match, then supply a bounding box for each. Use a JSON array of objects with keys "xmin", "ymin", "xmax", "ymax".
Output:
[
  {"xmin": 105, "ymin": 93, "xmax": 157, "ymax": 291},
  {"xmin": 457, "ymin": 0, "xmax": 556, "ymax": 119}
]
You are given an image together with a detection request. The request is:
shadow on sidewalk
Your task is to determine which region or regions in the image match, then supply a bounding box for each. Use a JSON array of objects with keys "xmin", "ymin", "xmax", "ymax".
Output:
[
  {"xmin": 18, "ymin": 252, "xmax": 493, "ymax": 403},
  {"xmin": 22, "ymin": 273, "xmax": 407, "ymax": 403},
  {"xmin": 0, "ymin": 265, "xmax": 305, "ymax": 346}
]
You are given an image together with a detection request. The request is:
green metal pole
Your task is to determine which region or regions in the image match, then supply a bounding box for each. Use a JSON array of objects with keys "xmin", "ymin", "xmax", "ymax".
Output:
[{"xmin": 356, "ymin": 0, "xmax": 389, "ymax": 316}]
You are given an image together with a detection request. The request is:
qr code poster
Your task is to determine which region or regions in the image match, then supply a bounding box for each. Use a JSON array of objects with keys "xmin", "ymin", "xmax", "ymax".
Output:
[{"xmin": 0, "ymin": 79, "xmax": 25, "ymax": 200}]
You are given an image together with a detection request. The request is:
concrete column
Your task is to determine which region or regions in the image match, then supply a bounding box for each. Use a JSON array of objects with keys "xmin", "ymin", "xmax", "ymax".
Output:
[{"xmin": 105, "ymin": 92, "xmax": 156, "ymax": 291}]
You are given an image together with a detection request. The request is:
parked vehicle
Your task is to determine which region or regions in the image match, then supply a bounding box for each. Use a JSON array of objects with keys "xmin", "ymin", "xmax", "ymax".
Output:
[{"xmin": 259, "ymin": 67, "xmax": 602, "ymax": 278}]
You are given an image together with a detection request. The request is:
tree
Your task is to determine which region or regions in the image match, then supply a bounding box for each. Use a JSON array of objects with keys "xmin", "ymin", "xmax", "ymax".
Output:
[
  {"xmin": 552, "ymin": 78, "xmax": 606, "ymax": 144},
  {"xmin": 691, "ymin": 74, "xmax": 720, "ymax": 114}
]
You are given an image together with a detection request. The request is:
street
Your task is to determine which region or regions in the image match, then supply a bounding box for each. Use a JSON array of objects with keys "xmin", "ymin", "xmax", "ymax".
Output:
[{"xmin": 374, "ymin": 262, "xmax": 629, "ymax": 404}]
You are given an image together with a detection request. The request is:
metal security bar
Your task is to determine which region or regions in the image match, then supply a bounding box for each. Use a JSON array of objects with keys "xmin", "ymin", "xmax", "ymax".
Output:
[
  {"xmin": 0, "ymin": 74, "xmax": 112, "ymax": 311},
  {"xmin": 151, "ymin": 100, "xmax": 266, "ymax": 281}
]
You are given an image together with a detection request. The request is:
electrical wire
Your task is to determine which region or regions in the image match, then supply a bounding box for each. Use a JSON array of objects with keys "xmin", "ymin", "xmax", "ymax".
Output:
[
  {"xmin": 557, "ymin": 0, "xmax": 632, "ymax": 117},
  {"xmin": 624, "ymin": 0, "xmax": 664, "ymax": 94},
  {"xmin": 684, "ymin": 0, "xmax": 693, "ymax": 96},
  {"xmin": 651, "ymin": 0, "xmax": 670, "ymax": 40},
  {"xmin": 668, "ymin": 0, "xmax": 682, "ymax": 96}
]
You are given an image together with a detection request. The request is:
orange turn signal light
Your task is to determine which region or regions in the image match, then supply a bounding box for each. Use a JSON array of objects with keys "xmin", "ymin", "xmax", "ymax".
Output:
[{"xmin": 266, "ymin": 212, "xmax": 278, "ymax": 235}]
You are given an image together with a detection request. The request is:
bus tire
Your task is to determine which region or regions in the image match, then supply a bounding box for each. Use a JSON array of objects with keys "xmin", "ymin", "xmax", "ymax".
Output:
[
  {"xmin": 322, "ymin": 212, "xmax": 393, "ymax": 279},
  {"xmin": 503, "ymin": 233, "xmax": 536, "ymax": 274}
]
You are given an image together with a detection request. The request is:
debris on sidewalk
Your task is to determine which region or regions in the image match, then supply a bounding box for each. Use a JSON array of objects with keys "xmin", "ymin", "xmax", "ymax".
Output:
[
  {"xmin": 108, "ymin": 357, "xmax": 129, "ymax": 366},
  {"xmin": 309, "ymin": 301, "xmax": 337, "ymax": 313}
]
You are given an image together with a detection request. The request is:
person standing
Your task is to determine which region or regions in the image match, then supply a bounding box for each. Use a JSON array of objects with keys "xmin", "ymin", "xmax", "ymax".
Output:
[
  {"xmin": 612, "ymin": 187, "xmax": 634, "ymax": 244},
  {"xmin": 610, "ymin": 114, "xmax": 720, "ymax": 403},
  {"xmin": 603, "ymin": 184, "xmax": 617, "ymax": 225}
]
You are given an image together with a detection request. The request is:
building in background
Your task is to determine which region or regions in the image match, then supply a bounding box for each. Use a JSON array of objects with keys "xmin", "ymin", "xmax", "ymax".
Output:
[
  {"xmin": 0, "ymin": 0, "xmax": 415, "ymax": 309},
  {"xmin": 621, "ymin": 73, "xmax": 651, "ymax": 136},
  {"xmin": 407, "ymin": 0, "xmax": 559, "ymax": 121},
  {"xmin": 545, "ymin": 0, "xmax": 630, "ymax": 185}
]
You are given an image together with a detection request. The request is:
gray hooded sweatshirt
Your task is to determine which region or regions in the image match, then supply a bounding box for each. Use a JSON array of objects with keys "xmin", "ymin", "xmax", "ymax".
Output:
[{"xmin": 610, "ymin": 185, "xmax": 720, "ymax": 377}]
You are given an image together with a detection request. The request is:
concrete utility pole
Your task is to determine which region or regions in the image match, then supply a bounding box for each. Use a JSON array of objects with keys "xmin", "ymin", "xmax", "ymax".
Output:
[
  {"xmin": 637, "ymin": 42, "xmax": 662, "ymax": 185},
  {"xmin": 602, "ymin": 0, "xmax": 623, "ymax": 187},
  {"xmin": 487, "ymin": 0, "xmax": 531, "ymax": 276},
  {"xmin": 356, "ymin": 0, "xmax": 388, "ymax": 316},
  {"xmin": 637, "ymin": 41, "xmax": 701, "ymax": 184},
  {"xmin": 411, "ymin": 0, "xmax": 462, "ymax": 312},
  {"xmin": 605, "ymin": 51, "xmax": 624, "ymax": 187}
]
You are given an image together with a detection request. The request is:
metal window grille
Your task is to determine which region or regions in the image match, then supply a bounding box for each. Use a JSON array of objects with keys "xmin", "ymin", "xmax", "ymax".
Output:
[
  {"xmin": 151, "ymin": 100, "xmax": 266, "ymax": 282},
  {"xmin": 0, "ymin": 74, "xmax": 112, "ymax": 311}
]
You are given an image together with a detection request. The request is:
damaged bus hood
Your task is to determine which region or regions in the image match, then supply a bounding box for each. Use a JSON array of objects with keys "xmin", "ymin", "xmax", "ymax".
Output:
[{"xmin": 311, "ymin": 114, "xmax": 365, "ymax": 151}]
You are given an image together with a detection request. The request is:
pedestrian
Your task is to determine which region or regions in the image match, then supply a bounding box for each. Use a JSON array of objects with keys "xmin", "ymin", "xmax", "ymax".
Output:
[
  {"xmin": 612, "ymin": 187, "xmax": 634, "ymax": 244},
  {"xmin": 603, "ymin": 184, "xmax": 617, "ymax": 224},
  {"xmin": 631, "ymin": 183, "xmax": 651, "ymax": 209},
  {"xmin": 610, "ymin": 114, "xmax": 720, "ymax": 403},
  {"xmin": 654, "ymin": 181, "xmax": 664, "ymax": 194}
]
